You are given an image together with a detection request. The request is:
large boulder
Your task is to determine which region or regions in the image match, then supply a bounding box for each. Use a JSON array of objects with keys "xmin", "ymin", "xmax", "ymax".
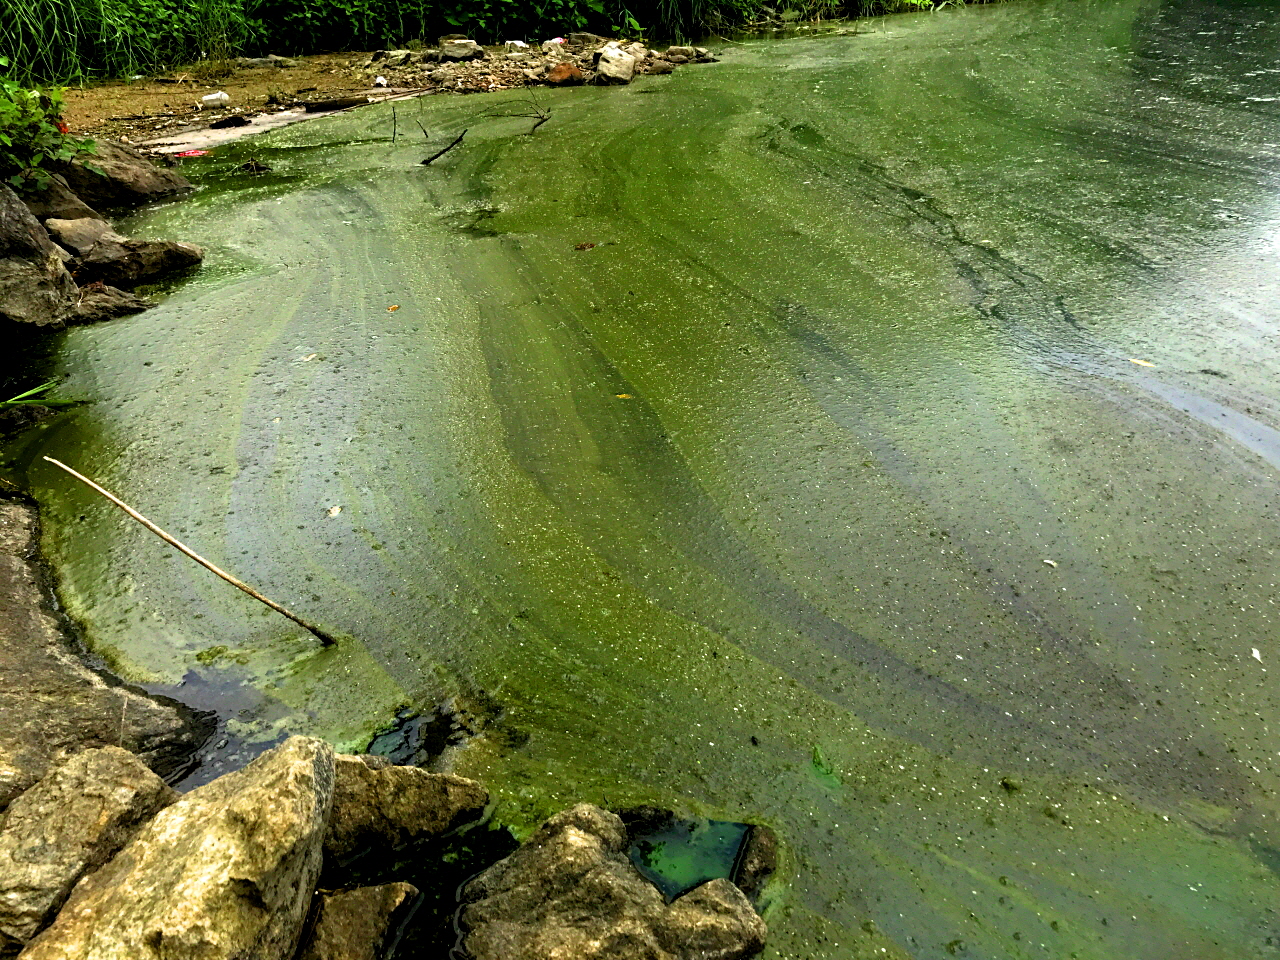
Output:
[
  {"xmin": 72, "ymin": 234, "xmax": 204, "ymax": 288},
  {"xmin": 594, "ymin": 44, "xmax": 637, "ymax": 85},
  {"xmin": 324, "ymin": 754, "xmax": 488, "ymax": 862},
  {"xmin": 20, "ymin": 736, "xmax": 335, "ymax": 960},
  {"xmin": 0, "ymin": 185, "xmax": 77, "ymax": 327},
  {"xmin": 18, "ymin": 175, "xmax": 100, "ymax": 224},
  {"xmin": 0, "ymin": 747, "xmax": 175, "ymax": 954},
  {"xmin": 57, "ymin": 141, "xmax": 192, "ymax": 210},
  {"xmin": 43, "ymin": 218, "xmax": 112, "ymax": 257},
  {"xmin": 295, "ymin": 883, "xmax": 419, "ymax": 960},
  {"xmin": 0, "ymin": 497, "xmax": 210, "ymax": 809},
  {"xmin": 457, "ymin": 804, "xmax": 767, "ymax": 960}
]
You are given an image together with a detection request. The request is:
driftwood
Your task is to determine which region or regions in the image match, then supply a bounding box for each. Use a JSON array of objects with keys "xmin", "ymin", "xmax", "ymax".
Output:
[
  {"xmin": 43, "ymin": 457, "xmax": 338, "ymax": 647},
  {"xmin": 422, "ymin": 129, "xmax": 467, "ymax": 165}
]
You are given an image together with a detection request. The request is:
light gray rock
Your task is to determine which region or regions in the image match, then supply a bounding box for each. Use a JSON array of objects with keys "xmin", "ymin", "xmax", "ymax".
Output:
[
  {"xmin": 295, "ymin": 883, "xmax": 418, "ymax": 960},
  {"xmin": 594, "ymin": 44, "xmax": 637, "ymax": 85},
  {"xmin": 56, "ymin": 140, "xmax": 192, "ymax": 210},
  {"xmin": 0, "ymin": 185, "xmax": 77, "ymax": 327},
  {"xmin": 19, "ymin": 736, "xmax": 334, "ymax": 960},
  {"xmin": 324, "ymin": 754, "xmax": 488, "ymax": 862},
  {"xmin": 0, "ymin": 497, "xmax": 209, "ymax": 810},
  {"xmin": 43, "ymin": 218, "xmax": 114, "ymax": 257},
  {"xmin": 0, "ymin": 747, "xmax": 175, "ymax": 954},
  {"xmin": 18, "ymin": 175, "xmax": 99, "ymax": 224},
  {"xmin": 72, "ymin": 235, "xmax": 204, "ymax": 288},
  {"xmin": 440, "ymin": 38, "xmax": 484, "ymax": 61},
  {"xmin": 666, "ymin": 45, "xmax": 697, "ymax": 59},
  {"xmin": 381, "ymin": 49, "xmax": 414, "ymax": 68},
  {"xmin": 458, "ymin": 804, "xmax": 767, "ymax": 960}
]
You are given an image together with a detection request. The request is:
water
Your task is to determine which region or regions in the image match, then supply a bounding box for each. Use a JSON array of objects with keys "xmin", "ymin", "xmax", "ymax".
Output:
[{"xmin": 5, "ymin": 0, "xmax": 1280, "ymax": 955}]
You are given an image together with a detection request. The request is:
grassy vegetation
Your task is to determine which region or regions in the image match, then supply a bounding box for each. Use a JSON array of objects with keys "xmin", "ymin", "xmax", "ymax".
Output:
[{"xmin": 0, "ymin": 0, "xmax": 993, "ymax": 85}]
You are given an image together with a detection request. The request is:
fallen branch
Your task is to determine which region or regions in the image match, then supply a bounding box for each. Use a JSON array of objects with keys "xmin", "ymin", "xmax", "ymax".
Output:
[
  {"xmin": 422, "ymin": 128, "xmax": 467, "ymax": 165},
  {"xmin": 43, "ymin": 457, "xmax": 339, "ymax": 647}
]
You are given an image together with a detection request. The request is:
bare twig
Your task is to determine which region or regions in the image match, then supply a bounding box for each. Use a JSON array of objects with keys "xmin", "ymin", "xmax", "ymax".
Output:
[
  {"xmin": 415, "ymin": 119, "xmax": 430, "ymax": 141},
  {"xmin": 422, "ymin": 128, "xmax": 467, "ymax": 165},
  {"xmin": 391, "ymin": 104, "xmax": 398, "ymax": 143},
  {"xmin": 43, "ymin": 457, "xmax": 338, "ymax": 647},
  {"xmin": 529, "ymin": 114, "xmax": 550, "ymax": 135}
]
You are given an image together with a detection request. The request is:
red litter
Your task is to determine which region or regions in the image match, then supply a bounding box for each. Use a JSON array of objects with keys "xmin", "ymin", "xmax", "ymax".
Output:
[{"xmin": 175, "ymin": 149, "xmax": 210, "ymax": 157}]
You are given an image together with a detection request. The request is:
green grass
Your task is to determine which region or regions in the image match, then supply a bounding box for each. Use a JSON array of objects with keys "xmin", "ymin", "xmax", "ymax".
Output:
[{"xmin": 0, "ymin": 0, "xmax": 999, "ymax": 85}]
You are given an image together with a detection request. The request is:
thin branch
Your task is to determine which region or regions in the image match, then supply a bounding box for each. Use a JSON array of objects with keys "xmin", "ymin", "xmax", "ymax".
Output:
[
  {"xmin": 529, "ymin": 114, "xmax": 550, "ymax": 135},
  {"xmin": 43, "ymin": 457, "xmax": 339, "ymax": 647},
  {"xmin": 422, "ymin": 128, "xmax": 467, "ymax": 165},
  {"xmin": 415, "ymin": 119, "xmax": 430, "ymax": 140}
]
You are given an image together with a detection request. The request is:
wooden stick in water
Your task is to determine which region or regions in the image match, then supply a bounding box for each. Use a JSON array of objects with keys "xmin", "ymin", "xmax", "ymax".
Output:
[{"xmin": 43, "ymin": 457, "xmax": 338, "ymax": 647}]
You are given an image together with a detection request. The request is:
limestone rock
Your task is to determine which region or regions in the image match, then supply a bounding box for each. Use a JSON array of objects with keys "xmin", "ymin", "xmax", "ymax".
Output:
[
  {"xmin": 458, "ymin": 804, "xmax": 767, "ymax": 960},
  {"xmin": 57, "ymin": 140, "xmax": 192, "ymax": 210},
  {"xmin": 324, "ymin": 754, "xmax": 487, "ymax": 862},
  {"xmin": 594, "ymin": 44, "xmax": 637, "ymax": 85},
  {"xmin": 43, "ymin": 218, "xmax": 113, "ymax": 257},
  {"xmin": 0, "ymin": 747, "xmax": 175, "ymax": 954},
  {"xmin": 440, "ymin": 38, "xmax": 484, "ymax": 61},
  {"xmin": 20, "ymin": 736, "xmax": 335, "ymax": 960},
  {"xmin": 666, "ymin": 45, "xmax": 697, "ymax": 60},
  {"xmin": 0, "ymin": 497, "xmax": 209, "ymax": 810},
  {"xmin": 0, "ymin": 185, "xmax": 77, "ymax": 327},
  {"xmin": 296, "ymin": 883, "xmax": 418, "ymax": 960},
  {"xmin": 19, "ymin": 176, "xmax": 99, "ymax": 223},
  {"xmin": 70, "ymin": 283, "xmax": 150, "ymax": 325},
  {"xmin": 73, "ymin": 235, "xmax": 204, "ymax": 288},
  {"xmin": 545, "ymin": 62, "xmax": 584, "ymax": 85},
  {"xmin": 645, "ymin": 60, "xmax": 675, "ymax": 76}
]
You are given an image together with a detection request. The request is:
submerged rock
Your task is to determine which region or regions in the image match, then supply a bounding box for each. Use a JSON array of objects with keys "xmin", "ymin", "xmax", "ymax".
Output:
[
  {"xmin": 0, "ymin": 747, "xmax": 175, "ymax": 954},
  {"xmin": 0, "ymin": 497, "xmax": 209, "ymax": 809},
  {"xmin": 56, "ymin": 140, "xmax": 192, "ymax": 210},
  {"xmin": 20, "ymin": 736, "xmax": 335, "ymax": 960},
  {"xmin": 71, "ymin": 282, "xmax": 150, "ymax": 325},
  {"xmin": 296, "ymin": 883, "xmax": 418, "ymax": 960},
  {"xmin": 457, "ymin": 804, "xmax": 767, "ymax": 960},
  {"xmin": 324, "ymin": 754, "xmax": 488, "ymax": 862},
  {"xmin": 0, "ymin": 185, "xmax": 77, "ymax": 327}
]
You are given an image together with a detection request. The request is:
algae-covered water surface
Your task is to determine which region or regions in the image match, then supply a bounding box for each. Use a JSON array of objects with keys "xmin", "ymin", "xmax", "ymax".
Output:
[{"xmin": 8, "ymin": 0, "xmax": 1280, "ymax": 955}]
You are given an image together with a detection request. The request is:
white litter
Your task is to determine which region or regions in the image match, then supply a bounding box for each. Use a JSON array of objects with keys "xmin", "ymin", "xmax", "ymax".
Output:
[
  {"xmin": 504, "ymin": 39, "xmax": 529, "ymax": 49},
  {"xmin": 1253, "ymin": 648, "xmax": 1263, "ymax": 662},
  {"xmin": 200, "ymin": 91, "xmax": 230, "ymax": 107},
  {"xmin": 374, "ymin": 75, "xmax": 388, "ymax": 87}
]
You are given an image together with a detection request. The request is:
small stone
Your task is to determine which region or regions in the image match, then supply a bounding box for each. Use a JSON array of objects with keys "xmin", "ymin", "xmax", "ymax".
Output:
[
  {"xmin": 645, "ymin": 59, "xmax": 675, "ymax": 75},
  {"xmin": 546, "ymin": 62, "xmax": 585, "ymax": 85},
  {"xmin": 440, "ymin": 38, "xmax": 484, "ymax": 61},
  {"xmin": 0, "ymin": 747, "xmax": 175, "ymax": 954},
  {"xmin": 295, "ymin": 883, "xmax": 419, "ymax": 960},
  {"xmin": 667, "ymin": 45, "xmax": 697, "ymax": 59}
]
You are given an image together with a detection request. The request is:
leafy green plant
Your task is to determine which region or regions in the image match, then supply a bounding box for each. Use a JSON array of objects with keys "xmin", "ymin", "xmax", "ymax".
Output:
[
  {"xmin": 1, "ymin": 380, "xmax": 74, "ymax": 408},
  {"xmin": 0, "ymin": 57, "xmax": 96, "ymax": 192}
]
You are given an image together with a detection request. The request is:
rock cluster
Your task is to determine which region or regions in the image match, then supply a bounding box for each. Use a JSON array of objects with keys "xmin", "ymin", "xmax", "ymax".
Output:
[
  {"xmin": 351, "ymin": 34, "xmax": 716, "ymax": 95},
  {"xmin": 0, "ymin": 140, "xmax": 201, "ymax": 329},
  {"xmin": 0, "ymin": 730, "xmax": 772, "ymax": 960},
  {"xmin": 3, "ymin": 737, "xmax": 489, "ymax": 959}
]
